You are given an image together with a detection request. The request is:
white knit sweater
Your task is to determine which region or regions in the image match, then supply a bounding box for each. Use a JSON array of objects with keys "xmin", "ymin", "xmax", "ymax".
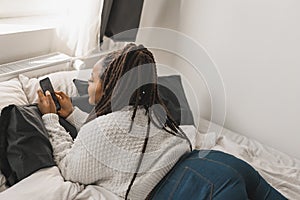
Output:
[{"xmin": 42, "ymin": 106, "xmax": 190, "ymax": 199}]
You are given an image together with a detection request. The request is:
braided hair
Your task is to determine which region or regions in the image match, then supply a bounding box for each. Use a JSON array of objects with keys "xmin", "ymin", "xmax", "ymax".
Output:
[{"xmin": 86, "ymin": 43, "xmax": 192, "ymax": 199}]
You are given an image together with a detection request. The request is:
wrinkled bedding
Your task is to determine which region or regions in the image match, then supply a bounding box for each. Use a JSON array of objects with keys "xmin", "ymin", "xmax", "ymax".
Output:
[
  {"xmin": 0, "ymin": 166, "xmax": 121, "ymax": 200},
  {"xmin": 0, "ymin": 121, "xmax": 299, "ymax": 200},
  {"xmin": 198, "ymin": 118, "xmax": 300, "ymax": 200}
]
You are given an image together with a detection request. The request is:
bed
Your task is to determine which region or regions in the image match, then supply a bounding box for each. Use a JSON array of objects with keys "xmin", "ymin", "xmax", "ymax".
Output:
[{"xmin": 0, "ymin": 60, "xmax": 299, "ymax": 200}]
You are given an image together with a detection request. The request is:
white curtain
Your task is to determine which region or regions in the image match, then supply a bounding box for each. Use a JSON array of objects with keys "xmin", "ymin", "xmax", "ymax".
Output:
[{"xmin": 51, "ymin": 0, "xmax": 104, "ymax": 57}]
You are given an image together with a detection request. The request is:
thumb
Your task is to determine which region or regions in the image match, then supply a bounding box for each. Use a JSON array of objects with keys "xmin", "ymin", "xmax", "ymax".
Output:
[
  {"xmin": 55, "ymin": 93, "xmax": 63, "ymax": 102},
  {"xmin": 55, "ymin": 91, "xmax": 68, "ymax": 99},
  {"xmin": 45, "ymin": 91, "xmax": 54, "ymax": 103},
  {"xmin": 45, "ymin": 90, "xmax": 51, "ymax": 96}
]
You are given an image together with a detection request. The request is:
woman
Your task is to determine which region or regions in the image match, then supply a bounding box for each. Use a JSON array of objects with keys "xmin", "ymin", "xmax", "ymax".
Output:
[{"xmin": 37, "ymin": 43, "xmax": 287, "ymax": 200}]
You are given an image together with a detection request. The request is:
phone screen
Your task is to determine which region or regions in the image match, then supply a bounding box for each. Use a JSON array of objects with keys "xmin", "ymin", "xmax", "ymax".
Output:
[{"xmin": 39, "ymin": 77, "xmax": 61, "ymax": 110}]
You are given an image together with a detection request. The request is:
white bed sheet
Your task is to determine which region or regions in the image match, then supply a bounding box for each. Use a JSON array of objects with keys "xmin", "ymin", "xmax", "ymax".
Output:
[
  {"xmin": 0, "ymin": 120, "xmax": 299, "ymax": 199},
  {"xmin": 198, "ymin": 118, "xmax": 300, "ymax": 200},
  {"xmin": 0, "ymin": 166, "xmax": 121, "ymax": 200}
]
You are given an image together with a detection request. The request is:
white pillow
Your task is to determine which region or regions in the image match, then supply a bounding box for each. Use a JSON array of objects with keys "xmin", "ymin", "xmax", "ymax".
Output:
[
  {"xmin": 0, "ymin": 78, "xmax": 29, "ymax": 111},
  {"xmin": 19, "ymin": 71, "xmax": 80, "ymax": 104}
]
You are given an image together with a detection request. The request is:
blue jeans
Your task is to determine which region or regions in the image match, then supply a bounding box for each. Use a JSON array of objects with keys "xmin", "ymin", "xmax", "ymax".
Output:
[{"xmin": 149, "ymin": 150, "xmax": 287, "ymax": 200}]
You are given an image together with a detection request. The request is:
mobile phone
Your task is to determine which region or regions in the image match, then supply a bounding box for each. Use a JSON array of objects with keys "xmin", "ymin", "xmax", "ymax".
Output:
[{"xmin": 39, "ymin": 77, "xmax": 61, "ymax": 111}]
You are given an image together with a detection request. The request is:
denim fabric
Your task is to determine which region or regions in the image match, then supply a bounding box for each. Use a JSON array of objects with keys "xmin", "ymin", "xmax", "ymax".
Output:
[{"xmin": 149, "ymin": 150, "xmax": 287, "ymax": 200}]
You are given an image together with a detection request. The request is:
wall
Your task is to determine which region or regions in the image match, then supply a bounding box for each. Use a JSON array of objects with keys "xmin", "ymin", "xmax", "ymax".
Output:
[{"xmin": 139, "ymin": 0, "xmax": 300, "ymax": 159}]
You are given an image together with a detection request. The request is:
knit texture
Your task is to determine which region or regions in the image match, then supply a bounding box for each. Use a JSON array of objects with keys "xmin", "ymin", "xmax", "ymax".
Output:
[
  {"xmin": 66, "ymin": 106, "xmax": 89, "ymax": 131},
  {"xmin": 42, "ymin": 106, "xmax": 189, "ymax": 199}
]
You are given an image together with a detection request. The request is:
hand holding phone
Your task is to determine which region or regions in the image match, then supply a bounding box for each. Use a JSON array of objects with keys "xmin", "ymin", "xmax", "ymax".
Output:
[{"xmin": 39, "ymin": 77, "xmax": 61, "ymax": 111}]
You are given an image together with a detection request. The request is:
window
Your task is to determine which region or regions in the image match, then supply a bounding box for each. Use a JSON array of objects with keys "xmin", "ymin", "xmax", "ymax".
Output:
[
  {"xmin": 0, "ymin": 0, "xmax": 66, "ymax": 18},
  {"xmin": 0, "ymin": 0, "xmax": 104, "ymax": 58}
]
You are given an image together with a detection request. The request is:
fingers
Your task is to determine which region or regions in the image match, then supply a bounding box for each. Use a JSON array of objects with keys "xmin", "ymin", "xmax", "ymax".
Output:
[
  {"xmin": 45, "ymin": 91, "xmax": 54, "ymax": 103},
  {"xmin": 55, "ymin": 91, "xmax": 71, "ymax": 106},
  {"xmin": 37, "ymin": 90, "xmax": 50, "ymax": 105},
  {"xmin": 37, "ymin": 90, "xmax": 57, "ymax": 114},
  {"xmin": 37, "ymin": 90, "xmax": 45, "ymax": 101},
  {"xmin": 39, "ymin": 89, "xmax": 54, "ymax": 104},
  {"xmin": 55, "ymin": 91, "xmax": 68, "ymax": 99},
  {"xmin": 55, "ymin": 93, "xmax": 62, "ymax": 101},
  {"xmin": 37, "ymin": 89, "xmax": 51, "ymax": 98},
  {"xmin": 55, "ymin": 93, "xmax": 64, "ymax": 104}
]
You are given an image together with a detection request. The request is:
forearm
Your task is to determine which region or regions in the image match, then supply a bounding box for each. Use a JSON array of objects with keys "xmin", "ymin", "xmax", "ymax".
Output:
[
  {"xmin": 42, "ymin": 113, "xmax": 74, "ymax": 165},
  {"xmin": 42, "ymin": 113, "xmax": 100, "ymax": 184}
]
